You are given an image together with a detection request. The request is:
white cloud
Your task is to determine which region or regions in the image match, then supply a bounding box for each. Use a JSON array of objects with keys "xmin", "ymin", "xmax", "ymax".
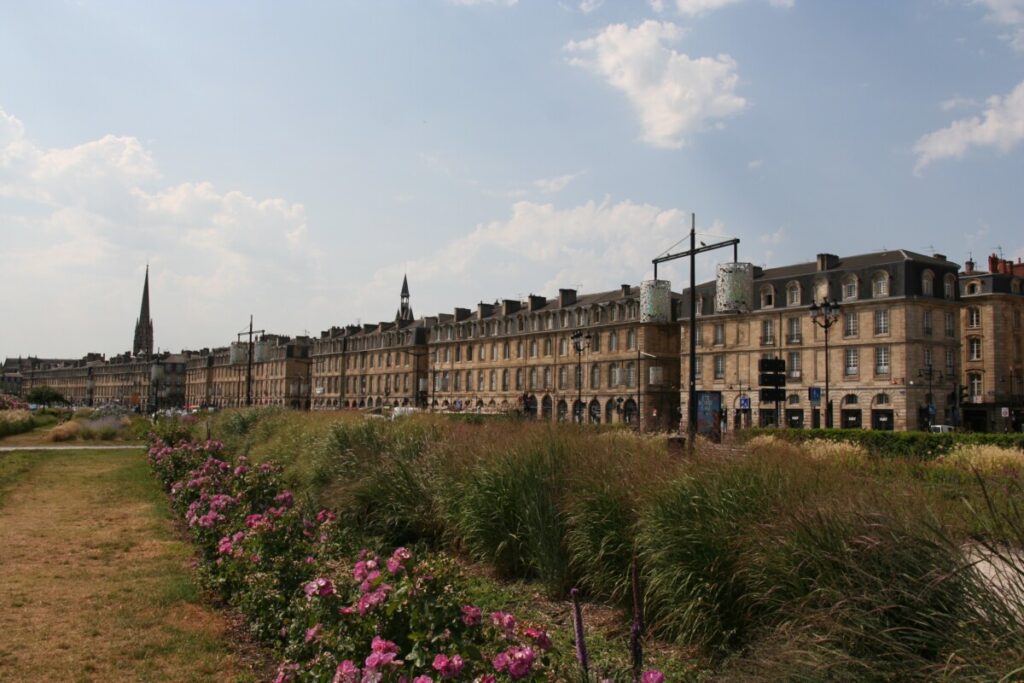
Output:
[
  {"xmin": 533, "ymin": 170, "xmax": 585, "ymax": 194},
  {"xmin": 972, "ymin": 0, "xmax": 1024, "ymax": 51},
  {"xmin": 940, "ymin": 95, "xmax": 979, "ymax": 111},
  {"xmin": 651, "ymin": 0, "xmax": 793, "ymax": 16},
  {"xmin": 913, "ymin": 80, "xmax": 1024, "ymax": 173},
  {"xmin": 565, "ymin": 21, "xmax": 747, "ymax": 149},
  {"xmin": 747, "ymin": 159, "xmax": 764, "ymax": 169},
  {"xmin": 579, "ymin": 0, "xmax": 603, "ymax": 13},
  {"xmin": 0, "ymin": 106, "xmax": 319, "ymax": 356},
  {"xmin": 360, "ymin": 199, "xmax": 744, "ymax": 314},
  {"xmin": 760, "ymin": 226, "xmax": 785, "ymax": 245}
]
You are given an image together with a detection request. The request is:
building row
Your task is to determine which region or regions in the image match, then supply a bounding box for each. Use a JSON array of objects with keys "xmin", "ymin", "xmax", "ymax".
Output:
[{"xmin": 4, "ymin": 250, "xmax": 1022, "ymax": 432}]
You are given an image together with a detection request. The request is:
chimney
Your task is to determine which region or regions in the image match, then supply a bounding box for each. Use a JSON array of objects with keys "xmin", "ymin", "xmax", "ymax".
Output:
[
  {"xmin": 620, "ymin": 284, "xmax": 632, "ymax": 297},
  {"xmin": 558, "ymin": 288, "xmax": 577, "ymax": 307},
  {"xmin": 502, "ymin": 299, "xmax": 521, "ymax": 316},
  {"xmin": 453, "ymin": 307, "xmax": 472, "ymax": 321},
  {"xmin": 932, "ymin": 253, "xmax": 946, "ymax": 261},
  {"xmin": 964, "ymin": 258, "xmax": 975, "ymax": 274},
  {"xmin": 989, "ymin": 253, "xmax": 1000, "ymax": 273},
  {"xmin": 816, "ymin": 253, "xmax": 839, "ymax": 271},
  {"xmin": 477, "ymin": 302, "xmax": 494, "ymax": 319},
  {"xmin": 1000, "ymin": 260, "xmax": 1010, "ymax": 274},
  {"xmin": 528, "ymin": 294, "xmax": 547, "ymax": 311}
]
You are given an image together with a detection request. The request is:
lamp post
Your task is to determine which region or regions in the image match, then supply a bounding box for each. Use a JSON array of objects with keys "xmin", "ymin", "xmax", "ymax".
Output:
[
  {"xmin": 918, "ymin": 364, "xmax": 943, "ymax": 430},
  {"xmin": 571, "ymin": 330, "xmax": 591, "ymax": 424},
  {"xmin": 809, "ymin": 298, "xmax": 840, "ymax": 428}
]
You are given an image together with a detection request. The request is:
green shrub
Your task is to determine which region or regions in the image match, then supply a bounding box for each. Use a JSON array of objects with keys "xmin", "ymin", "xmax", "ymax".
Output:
[{"xmin": 741, "ymin": 428, "xmax": 1024, "ymax": 459}]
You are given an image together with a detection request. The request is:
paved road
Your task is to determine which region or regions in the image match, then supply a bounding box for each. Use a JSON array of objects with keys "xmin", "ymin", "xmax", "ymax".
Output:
[{"xmin": 0, "ymin": 444, "xmax": 145, "ymax": 452}]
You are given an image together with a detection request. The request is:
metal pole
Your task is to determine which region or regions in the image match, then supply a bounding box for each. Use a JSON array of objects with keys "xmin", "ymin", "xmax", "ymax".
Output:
[
  {"xmin": 824, "ymin": 319, "xmax": 830, "ymax": 428},
  {"xmin": 687, "ymin": 213, "xmax": 697, "ymax": 454},
  {"xmin": 578, "ymin": 343, "xmax": 583, "ymax": 424},
  {"xmin": 637, "ymin": 342, "xmax": 641, "ymax": 431},
  {"xmin": 246, "ymin": 315, "xmax": 254, "ymax": 407}
]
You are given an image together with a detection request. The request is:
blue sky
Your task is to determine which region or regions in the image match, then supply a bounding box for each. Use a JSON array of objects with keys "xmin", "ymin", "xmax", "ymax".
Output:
[{"xmin": 2, "ymin": 0, "xmax": 1023, "ymax": 357}]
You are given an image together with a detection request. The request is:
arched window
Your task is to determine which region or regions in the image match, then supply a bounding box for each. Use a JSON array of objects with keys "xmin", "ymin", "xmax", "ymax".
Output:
[
  {"xmin": 530, "ymin": 340, "xmax": 538, "ymax": 357},
  {"xmin": 489, "ymin": 370, "xmax": 496, "ymax": 391},
  {"xmin": 873, "ymin": 393, "xmax": 890, "ymax": 405},
  {"xmin": 872, "ymin": 272, "xmax": 890, "ymax": 298},
  {"xmin": 544, "ymin": 339, "xmax": 552, "ymax": 356},
  {"xmin": 558, "ymin": 366, "xmax": 567, "ymax": 389},
  {"xmin": 626, "ymin": 361, "xmax": 636, "ymax": 387},
  {"xmin": 502, "ymin": 369, "xmax": 509, "ymax": 391},
  {"xmin": 921, "ymin": 270, "xmax": 934, "ymax": 296},
  {"xmin": 609, "ymin": 331, "xmax": 619, "ymax": 352},
  {"xmin": 786, "ymin": 281, "xmax": 801, "ymax": 306},
  {"xmin": 516, "ymin": 341, "xmax": 523, "ymax": 358},
  {"xmin": 842, "ymin": 275, "xmax": 859, "ymax": 301},
  {"xmin": 591, "ymin": 364, "xmax": 600, "ymax": 388},
  {"xmin": 529, "ymin": 368, "xmax": 537, "ymax": 389},
  {"xmin": 559, "ymin": 337, "xmax": 568, "ymax": 356},
  {"xmin": 944, "ymin": 274, "xmax": 957, "ymax": 299},
  {"xmin": 515, "ymin": 369, "xmax": 523, "ymax": 390},
  {"xmin": 843, "ymin": 394, "xmax": 859, "ymax": 405},
  {"xmin": 543, "ymin": 367, "xmax": 552, "ymax": 389},
  {"xmin": 813, "ymin": 278, "xmax": 829, "ymax": 303},
  {"xmin": 760, "ymin": 285, "xmax": 775, "ymax": 308},
  {"xmin": 627, "ymin": 329, "xmax": 637, "ymax": 350}
]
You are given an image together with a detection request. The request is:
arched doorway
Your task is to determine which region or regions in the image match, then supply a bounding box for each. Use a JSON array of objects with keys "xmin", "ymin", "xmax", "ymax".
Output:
[
  {"xmin": 557, "ymin": 400, "xmax": 568, "ymax": 422},
  {"xmin": 841, "ymin": 394, "xmax": 862, "ymax": 429},
  {"xmin": 541, "ymin": 395, "xmax": 552, "ymax": 420},
  {"xmin": 623, "ymin": 398, "xmax": 637, "ymax": 425},
  {"xmin": 573, "ymin": 399, "xmax": 585, "ymax": 424},
  {"xmin": 871, "ymin": 393, "xmax": 893, "ymax": 430},
  {"xmin": 589, "ymin": 399, "xmax": 601, "ymax": 424},
  {"xmin": 605, "ymin": 399, "xmax": 616, "ymax": 424}
]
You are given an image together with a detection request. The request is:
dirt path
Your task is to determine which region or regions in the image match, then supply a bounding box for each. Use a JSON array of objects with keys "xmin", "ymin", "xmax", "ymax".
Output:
[{"xmin": 0, "ymin": 449, "xmax": 264, "ymax": 682}]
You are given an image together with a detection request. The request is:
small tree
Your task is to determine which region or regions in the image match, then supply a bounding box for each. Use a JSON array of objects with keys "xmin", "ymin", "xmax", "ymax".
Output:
[{"xmin": 26, "ymin": 385, "xmax": 67, "ymax": 406}]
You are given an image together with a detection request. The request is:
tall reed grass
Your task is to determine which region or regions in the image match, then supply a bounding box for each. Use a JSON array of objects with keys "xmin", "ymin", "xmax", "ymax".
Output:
[{"xmin": 197, "ymin": 409, "xmax": 1024, "ymax": 676}]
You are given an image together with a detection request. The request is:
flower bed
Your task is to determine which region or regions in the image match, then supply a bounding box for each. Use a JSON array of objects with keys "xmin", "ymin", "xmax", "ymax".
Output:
[{"xmin": 147, "ymin": 437, "xmax": 664, "ymax": 682}]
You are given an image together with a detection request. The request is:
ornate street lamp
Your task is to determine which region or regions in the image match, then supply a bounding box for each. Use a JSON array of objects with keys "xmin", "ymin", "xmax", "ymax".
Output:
[
  {"xmin": 809, "ymin": 298, "xmax": 841, "ymax": 428},
  {"xmin": 570, "ymin": 330, "xmax": 592, "ymax": 424},
  {"xmin": 918, "ymin": 364, "xmax": 943, "ymax": 430}
]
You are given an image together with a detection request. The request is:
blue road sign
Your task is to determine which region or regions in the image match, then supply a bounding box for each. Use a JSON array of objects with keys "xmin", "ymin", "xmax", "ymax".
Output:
[
  {"xmin": 739, "ymin": 396, "xmax": 751, "ymax": 410},
  {"xmin": 808, "ymin": 387, "xmax": 822, "ymax": 404}
]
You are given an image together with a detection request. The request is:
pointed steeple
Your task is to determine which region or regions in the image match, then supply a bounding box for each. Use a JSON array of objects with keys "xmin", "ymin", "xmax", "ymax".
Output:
[
  {"xmin": 396, "ymin": 274, "xmax": 414, "ymax": 322},
  {"xmin": 133, "ymin": 265, "xmax": 154, "ymax": 358}
]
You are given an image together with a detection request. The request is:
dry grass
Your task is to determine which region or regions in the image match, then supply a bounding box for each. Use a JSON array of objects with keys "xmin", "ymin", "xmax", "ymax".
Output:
[
  {"xmin": 47, "ymin": 420, "xmax": 80, "ymax": 442},
  {"xmin": 943, "ymin": 443, "xmax": 1024, "ymax": 472},
  {"xmin": 0, "ymin": 410, "xmax": 32, "ymax": 424},
  {"xmin": 0, "ymin": 449, "xmax": 266, "ymax": 682}
]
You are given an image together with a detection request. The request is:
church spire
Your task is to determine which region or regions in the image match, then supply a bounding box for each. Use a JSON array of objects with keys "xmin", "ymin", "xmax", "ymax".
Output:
[
  {"xmin": 133, "ymin": 265, "xmax": 154, "ymax": 358},
  {"xmin": 396, "ymin": 274, "xmax": 414, "ymax": 322}
]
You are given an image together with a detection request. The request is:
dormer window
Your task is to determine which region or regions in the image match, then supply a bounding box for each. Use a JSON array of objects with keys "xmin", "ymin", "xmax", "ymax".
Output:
[
  {"xmin": 842, "ymin": 275, "xmax": 859, "ymax": 301},
  {"xmin": 921, "ymin": 270, "xmax": 934, "ymax": 296},
  {"xmin": 760, "ymin": 286, "xmax": 775, "ymax": 309},
  {"xmin": 786, "ymin": 282, "xmax": 801, "ymax": 307},
  {"xmin": 872, "ymin": 272, "xmax": 890, "ymax": 298},
  {"xmin": 945, "ymin": 275, "xmax": 957, "ymax": 299}
]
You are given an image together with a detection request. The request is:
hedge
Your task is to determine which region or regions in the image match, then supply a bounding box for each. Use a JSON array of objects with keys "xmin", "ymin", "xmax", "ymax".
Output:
[{"xmin": 738, "ymin": 428, "xmax": 1024, "ymax": 459}]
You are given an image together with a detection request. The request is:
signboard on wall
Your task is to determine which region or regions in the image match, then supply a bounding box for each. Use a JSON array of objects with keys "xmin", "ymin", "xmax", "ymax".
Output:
[{"xmin": 696, "ymin": 391, "xmax": 723, "ymax": 439}]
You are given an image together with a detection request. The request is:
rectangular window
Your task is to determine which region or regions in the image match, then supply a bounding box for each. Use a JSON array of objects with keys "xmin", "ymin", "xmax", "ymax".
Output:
[
  {"xmin": 714, "ymin": 355, "xmax": 725, "ymax": 379},
  {"xmin": 761, "ymin": 320, "xmax": 775, "ymax": 345},
  {"xmin": 922, "ymin": 310, "xmax": 933, "ymax": 336},
  {"xmin": 844, "ymin": 312, "xmax": 858, "ymax": 337},
  {"xmin": 843, "ymin": 280, "xmax": 857, "ymax": 300},
  {"xmin": 845, "ymin": 348, "xmax": 859, "ymax": 376},
  {"xmin": 787, "ymin": 317, "xmax": 801, "ymax": 343},
  {"xmin": 969, "ymin": 338, "xmax": 982, "ymax": 361},
  {"xmin": 874, "ymin": 309, "xmax": 889, "ymax": 335},
  {"xmin": 693, "ymin": 357, "xmax": 702, "ymax": 379},
  {"xmin": 875, "ymin": 346, "xmax": 890, "ymax": 375},
  {"xmin": 946, "ymin": 348, "xmax": 955, "ymax": 373},
  {"xmin": 945, "ymin": 313, "xmax": 955, "ymax": 337},
  {"xmin": 788, "ymin": 351, "xmax": 801, "ymax": 378},
  {"xmin": 713, "ymin": 323, "xmax": 725, "ymax": 346},
  {"xmin": 924, "ymin": 348, "xmax": 933, "ymax": 367}
]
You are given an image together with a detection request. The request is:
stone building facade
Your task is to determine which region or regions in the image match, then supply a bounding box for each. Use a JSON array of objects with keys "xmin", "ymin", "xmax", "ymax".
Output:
[
  {"xmin": 959, "ymin": 254, "xmax": 1024, "ymax": 432},
  {"xmin": 680, "ymin": 251, "xmax": 962, "ymax": 433}
]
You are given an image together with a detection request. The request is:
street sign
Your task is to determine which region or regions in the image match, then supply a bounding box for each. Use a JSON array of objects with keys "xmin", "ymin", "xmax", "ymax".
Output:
[
  {"xmin": 1002, "ymin": 407, "xmax": 1011, "ymax": 418},
  {"xmin": 759, "ymin": 373, "xmax": 787, "ymax": 387},
  {"xmin": 759, "ymin": 388, "xmax": 786, "ymax": 403},
  {"xmin": 808, "ymin": 387, "xmax": 821, "ymax": 404},
  {"xmin": 758, "ymin": 358, "xmax": 785, "ymax": 373},
  {"xmin": 928, "ymin": 404, "xmax": 936, "ymax": 416},
  {"xmin": 739, "ymin": 396, "xmax": 751, "ymax": 410}
]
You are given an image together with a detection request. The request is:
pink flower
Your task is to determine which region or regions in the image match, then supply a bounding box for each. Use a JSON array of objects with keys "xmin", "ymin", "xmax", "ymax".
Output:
[
  {"xmin": 413, "ymin": 677, "xmax": 434, "ymax": 683},
  {"xmin": 304, "ymin": 623, "xmax": 322, "ymax": 643},
  {"xmin": 316, "ymin": 509, "xmax": 337, "ymax": 524},
  {"xmin": 333, "ymin": 660, "xmax": 360, "ymax": 683},
  {"xmin": 493, "ymin": 647, "xmax": 535, "ymax": 680},
  {"xmin": 641, "ymin": 671, "xmax": 666, "ymax": 683},
  {"xmin": 387, "ymin": 547, "xmax": 412, "ymax": 574},
  {"xmin": 461, "ymin": 605, "xmax": 482, "ymax": 626},
  {"xmin": 273, "ymin": 662, "xmax": 299, "ymax": 683},
  {"xmin": 304, "ymin": 577, "xmax": 336, "ymax": 598},
  {"xmin": 490, "ymin": 611, "xmax": 517, "ymax": 637},
  {"xmin": 432, "ymin": 654, "xmax": 464, "ymax": 679},
  {"xmin": 365, "ymin": 636, "xmax": 401, "ymax": 670},
  {"xmin": 274, "ymin": 490, "xmax": 295, "ymax": 508},
  {"xmin": 524, "ymin": 626, "xmax": 552, "ymax": 652},
  {"xmin": 250, "ymin": 554, "xmax": 261, "ymax": 564}
]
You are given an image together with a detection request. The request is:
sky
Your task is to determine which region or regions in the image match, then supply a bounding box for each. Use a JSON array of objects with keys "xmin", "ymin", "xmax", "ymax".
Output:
[{"xmin": 2, "ymin": 0, "xmax": 1023, "ymax": 358}]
